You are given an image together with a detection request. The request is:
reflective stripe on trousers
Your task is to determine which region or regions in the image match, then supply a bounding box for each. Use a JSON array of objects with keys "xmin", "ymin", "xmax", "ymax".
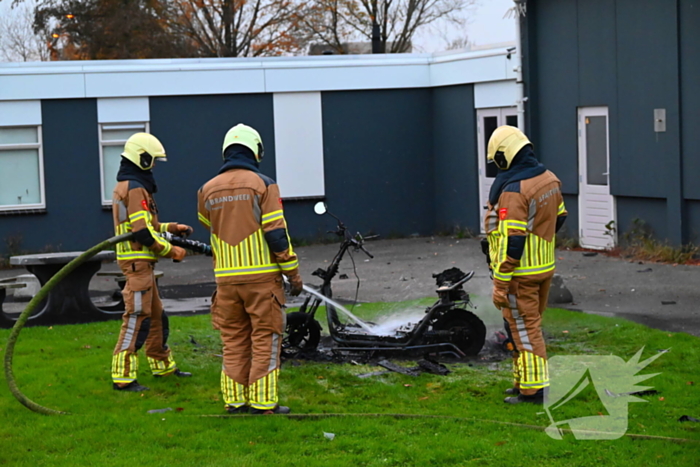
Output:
[
  {"xmin": 501, "ymin": 273, "xmax": 552, "ymax": 395},
  {"xmin": 213, "ymin": 280, "xmax": 286, "ymax": 409}
]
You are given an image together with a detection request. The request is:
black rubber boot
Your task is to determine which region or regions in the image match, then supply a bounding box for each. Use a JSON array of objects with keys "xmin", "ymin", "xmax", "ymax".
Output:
[
  {"xmin": 226, "ymin": 405, "xmax": 249, "ymax": 414},
  {"xmin": 250, "ymin": 405, "xmax": 291, "ymax": 415},
  {"xmin": 113, "ymin": 381, "xmax": 150, "ymax": 392},
  {"xmin": 504, "ymin": 387, "xmax": 520, "ymax": 395},
  {"xmin": 504, "ymin": 389, "xmax": 544, "ymax": 405},
  {"xmin": 154, "ymin": 369, "xmax": 192, "ymax": 378}
]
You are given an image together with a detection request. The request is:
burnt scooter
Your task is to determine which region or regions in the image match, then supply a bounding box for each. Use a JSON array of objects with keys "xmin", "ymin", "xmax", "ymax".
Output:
[{"xmin": 283, "ymin": 202, "xmax": 486, "ymax": 358}]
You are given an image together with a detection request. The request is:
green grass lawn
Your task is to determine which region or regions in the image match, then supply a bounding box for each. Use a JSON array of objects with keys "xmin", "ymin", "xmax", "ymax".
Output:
[{"xmin": 1, "ymin": 301, "xmax": 698, "ymax": 466}]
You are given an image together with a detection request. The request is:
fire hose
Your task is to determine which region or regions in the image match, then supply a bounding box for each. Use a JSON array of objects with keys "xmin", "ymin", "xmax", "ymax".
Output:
[{"xmin": 3, "ymin": 232, "xmax": 211, "ymax": 415}]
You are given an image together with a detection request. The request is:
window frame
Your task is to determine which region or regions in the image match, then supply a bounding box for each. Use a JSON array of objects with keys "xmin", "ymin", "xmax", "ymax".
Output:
[
  {"xmin": 0, "ymin": 125, "xmax": 46, "ymax": 212},
  {"xmin": 98, "ymin": 122, "xmax": 149, "ymax": 206}
]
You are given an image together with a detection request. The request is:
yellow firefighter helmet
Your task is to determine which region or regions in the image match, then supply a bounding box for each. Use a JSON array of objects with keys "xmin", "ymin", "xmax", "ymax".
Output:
[
  {"xmin": 121, "ymin": 133, "xmax": 167, "ymax": 170},
  {"xmin": 222, "ymin": 124, "xmax": 264, "ymax": 162},
  {"xmin": 487, "ymin": 125, "xmax": 532, "ymax": 170}
]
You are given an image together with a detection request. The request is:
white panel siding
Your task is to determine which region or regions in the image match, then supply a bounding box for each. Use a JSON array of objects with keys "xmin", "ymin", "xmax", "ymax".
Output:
[
  {"xmin": 273, "ymin": 92, "xmax": 325, "ymax": 198},
  {"xmin": 85, "ymin": 69, "xmax": 266, "ymax": 98},
  {"xmin": 265, "ymin": 64, "xmax": 430, "ymax": 92},
  {"xmin": 0, "ymin": 100, "xmax": 42, "ymax": 126},
  {"xmin": 474, "ymin": 81, "xmax": 519, "ymax": 109},
  {"xmin": 431, "ymin": 54, "xmax": 512, "ymax": 87},
  {"xmin": 0, "ymin": 73, "xmax": 85, "ymax": 100},
  {"xmin": 97, "ymin": 97, "xmax": 150, "ymax": 123},
  {"xmin": 0, "ymin": 50, "xmax": 516, "ymax": 101}
]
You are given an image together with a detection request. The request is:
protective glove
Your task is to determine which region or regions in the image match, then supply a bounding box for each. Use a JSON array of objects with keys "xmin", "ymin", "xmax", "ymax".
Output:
[
  {"xmin": 287, "ymin": 274, "xmax": 303, "ymax": 297},
  {"xmin": 169, "ymin": 246, "xmax": 187, "ymax": 262},
  {"xmin": 492, "ymin": 282, "xmax": 510, "ymax": 310},
  {"xmin": 175, "ymin": 224, "xmax": 193, "ymax": 237}
]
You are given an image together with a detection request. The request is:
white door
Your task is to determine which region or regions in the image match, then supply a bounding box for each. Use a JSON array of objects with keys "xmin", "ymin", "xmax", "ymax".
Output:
[
  {"xmin": 477, "ymin": 108, "xmax": 518, "ymax": 232},
  {"xmin": 578, "ymin": 107, "xmax": 616, "ymax": 249}
]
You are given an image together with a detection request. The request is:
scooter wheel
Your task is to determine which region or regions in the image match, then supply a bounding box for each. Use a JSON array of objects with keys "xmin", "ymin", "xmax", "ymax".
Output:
[
  {"xmin": 283, "ymin": 311, "xmax": 322, "ymax": 355},
  {"xmin": 433, "ymin": 309, "xmax": 486, "ymax": 356}
]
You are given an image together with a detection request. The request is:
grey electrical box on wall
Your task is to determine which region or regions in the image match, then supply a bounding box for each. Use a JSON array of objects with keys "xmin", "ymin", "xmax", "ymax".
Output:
[{"xmin": 654, "ymin": 108, "xmax": 666, "ymax": 132}]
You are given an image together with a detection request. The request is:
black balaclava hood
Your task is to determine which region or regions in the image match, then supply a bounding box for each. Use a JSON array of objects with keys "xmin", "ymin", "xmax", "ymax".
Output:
[
  {"xmin": 116, "ymin": 157, "xmax": 158, "ymax": 194},
  {"xmin": 219, "ymin": 145, "xmax": 260, "ymax": 174},
  {"xmin": 488, "ymin": 145, "xmax": 546, "ymax": 206}
]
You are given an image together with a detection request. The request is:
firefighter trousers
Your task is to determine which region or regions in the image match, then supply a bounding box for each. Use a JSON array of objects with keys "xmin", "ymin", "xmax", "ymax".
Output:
[
  {"xmin": 111, "ymin": 261, "xmax": 177, "ymax": 384},
  {"xmin": 501, "ymin": 271, "xmax": 553, "ymax": 396},
  {"xmin": 212, "ymin": 278, "xmax": 286, "ymax": 410}
]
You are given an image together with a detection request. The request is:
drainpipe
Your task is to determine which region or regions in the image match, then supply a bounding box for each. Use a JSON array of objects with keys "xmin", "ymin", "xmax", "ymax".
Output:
[{"xmin": 512, "ymin": 0, "xmax": 526, "ymax": 132}]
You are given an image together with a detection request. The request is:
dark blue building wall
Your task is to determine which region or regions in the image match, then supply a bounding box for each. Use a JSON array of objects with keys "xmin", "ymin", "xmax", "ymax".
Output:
[
  {"xmin": 527, "ymin": 0, "xmax": 688, "ymax": 244},
  {"xmin": 1, "ymin": 87, "xmax": 480, "ymax": 254},
  {"xmin": 0, "ymin": 99, "xmax": 114, "ymax": 255},
  {"xmin": 576, "ymin": 0, "xmax": 619, "ymax": 198},
  {"xmin": 529, "ymin": 0, "xmax": 579, "ymax": 193},
  {"xmin": 149, "ymin": 94, "xmax": 277, "ymax": 244},
  {"xmin": 432, "ymin": 84, "xmax": 480, "ymax": 234},
  {"xmin": 321, "ymin": 89, "xmax": 435, "ymax": 237},
  {"xmin": 616, "ymin": 197, "xmax": 668, "ymax": 242},
  {"xmin": 680, "ymin": 0, "xmax": 700, "ymax": 241},
  {"xmin": 686, "ymin": 201, "xmax": 700, "ymax": 244},
  {"xmin": 680, "ymin": 0, "xmax": 700, "ymax": 201},
  {"xmin": 615, "ymin": 0, "xmax": 680, "ymax": 203}
]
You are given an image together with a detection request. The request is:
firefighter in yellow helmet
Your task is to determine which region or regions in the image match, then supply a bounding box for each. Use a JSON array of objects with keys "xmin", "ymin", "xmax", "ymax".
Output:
[
  {"xmin": 483, "ymin": 126, "xmax": 567, "ymax": 404},
  {"xmin": 197, "ymin": 123, "xmax": 303, "ymax": 414},
  {"xmin": 111, "ymin": 133, "xmax": 193, "ymax": 392}
]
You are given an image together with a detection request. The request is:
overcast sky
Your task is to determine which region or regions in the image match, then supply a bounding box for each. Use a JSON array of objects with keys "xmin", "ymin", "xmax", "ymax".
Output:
[
  {"xmin": 413, "ymin": 0, "xmax": 517, "ymax": 52},
  {"xmin": 0, "ymin": 0, "xmax": 517, "ymax": 59}
]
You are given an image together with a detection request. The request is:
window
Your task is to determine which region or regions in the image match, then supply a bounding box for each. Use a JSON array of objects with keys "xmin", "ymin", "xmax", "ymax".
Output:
[
  {"xmin": 0, "ymin": 126, "xmax": 45, "ymax": 211},
  {"xmin": 99, "ymin": 123, "xmax": 148, "ymax": 205}
]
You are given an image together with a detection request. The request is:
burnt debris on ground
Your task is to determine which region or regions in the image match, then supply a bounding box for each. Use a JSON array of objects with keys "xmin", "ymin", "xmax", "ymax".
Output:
[{"xmin": 281, "ymin": 329, "xmax": 511, "ymax": 377}]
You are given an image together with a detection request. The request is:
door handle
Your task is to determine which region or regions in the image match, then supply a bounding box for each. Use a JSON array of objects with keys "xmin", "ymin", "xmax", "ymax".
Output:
[{"xmin": 602, "ymin": 172, "xmax": 609, "ymax": 176}]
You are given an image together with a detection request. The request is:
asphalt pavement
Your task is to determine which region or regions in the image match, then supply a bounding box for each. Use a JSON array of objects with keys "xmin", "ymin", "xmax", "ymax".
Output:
[{"xmin": 2, "ymin": 237, "xmax": 699, "ymax": 336}]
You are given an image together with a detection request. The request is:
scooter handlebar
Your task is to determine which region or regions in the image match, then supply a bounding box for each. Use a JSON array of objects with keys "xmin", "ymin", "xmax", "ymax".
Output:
[{"xmin": 359, "ymin": 244, "xmax": 374, "ymax": 259}]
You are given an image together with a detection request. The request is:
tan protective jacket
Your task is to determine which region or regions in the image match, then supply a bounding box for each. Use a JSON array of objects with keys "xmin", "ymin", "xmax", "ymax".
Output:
[
  {"xmin": 484, "ymin": 170, "xmax": 567, "ymax": 282},
  {"xmin": 112, "ymin": 181, "xmax": 180, "ymax": 266},
  {"xmin": 197, "ymin": 169, "xmax": 299, "ymax": 285}
]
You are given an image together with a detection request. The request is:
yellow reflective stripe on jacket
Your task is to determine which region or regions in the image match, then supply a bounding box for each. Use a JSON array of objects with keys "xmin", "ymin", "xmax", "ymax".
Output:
[
  {"xmin": 261, "ymin": 210, "xmax": 284, "ymax": 224},
  {"xmin": 279, "ymin": 259, "xmax": 299, "ymax": 271},
  {"xmin": 489, "ymin": 228, "xmax": 556, "ymax": 278},
  {"xmin": 159, "ymin": 223, "xmax": 171, "ymax": 233},
  {"xmin": 514, "ymin": 262, "xmax": 555, "ymax": 276},
  {"xmin": 216, "ymin": 265, "xmax": 281, "ymax": 277},
  {"xmin": 490, "ymin": 221, "xmax": 511, "ymax": 280},
  {"xmin": 198, "ymin": 212, "xmax": 211, "ymax": 227},
  {"xmin": 494, "ymin": 270, "xmax": 513, "ymax": 281},
  {"xmin": 134, "ymin": 210, "xmax": 171, "ymax": 257},
  {"xmin": 520, "ymin": 234, "xmax": 555, "ymax": 270},
  {"xmin": 504, "ymin": 220, "xmax": 527, "ymax": 231},
  {"xmin": 116, "ymin": 210, "xmax": 171, "ymax": 260},
  {"xmin": 129, "ymin": 211, "xmax": 148, "ymax": 223},
  {"xmin": 115, "ymin": 222, "xmax": 157, "ymax": 261},
  {"xmin": 211, "ymin": 230, "xmax": 284, "ymax": 277},
  {"xmin": 149, "ymin": 225, "xmax": 172, "ymax": 257},
  {"xmin": 558, "ymin": 202, "xmax": 566, "ymax": 215}
]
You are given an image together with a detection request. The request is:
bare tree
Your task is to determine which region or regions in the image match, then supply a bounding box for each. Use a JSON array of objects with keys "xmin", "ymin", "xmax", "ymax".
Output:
[
  {"xmin": 166, "ymin": 0, "xmax": 308, "ymax": 57},
  {"xmin": 297, "ymin": 0, "xmax": 475, "ymax": 54},
  {"xmin": 0, "ymin": 1, "xmax": 50, "ymax": 61},
  {"xmin": 443, "ymin": 35, "xmax": 473, "ymax": 51}
]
